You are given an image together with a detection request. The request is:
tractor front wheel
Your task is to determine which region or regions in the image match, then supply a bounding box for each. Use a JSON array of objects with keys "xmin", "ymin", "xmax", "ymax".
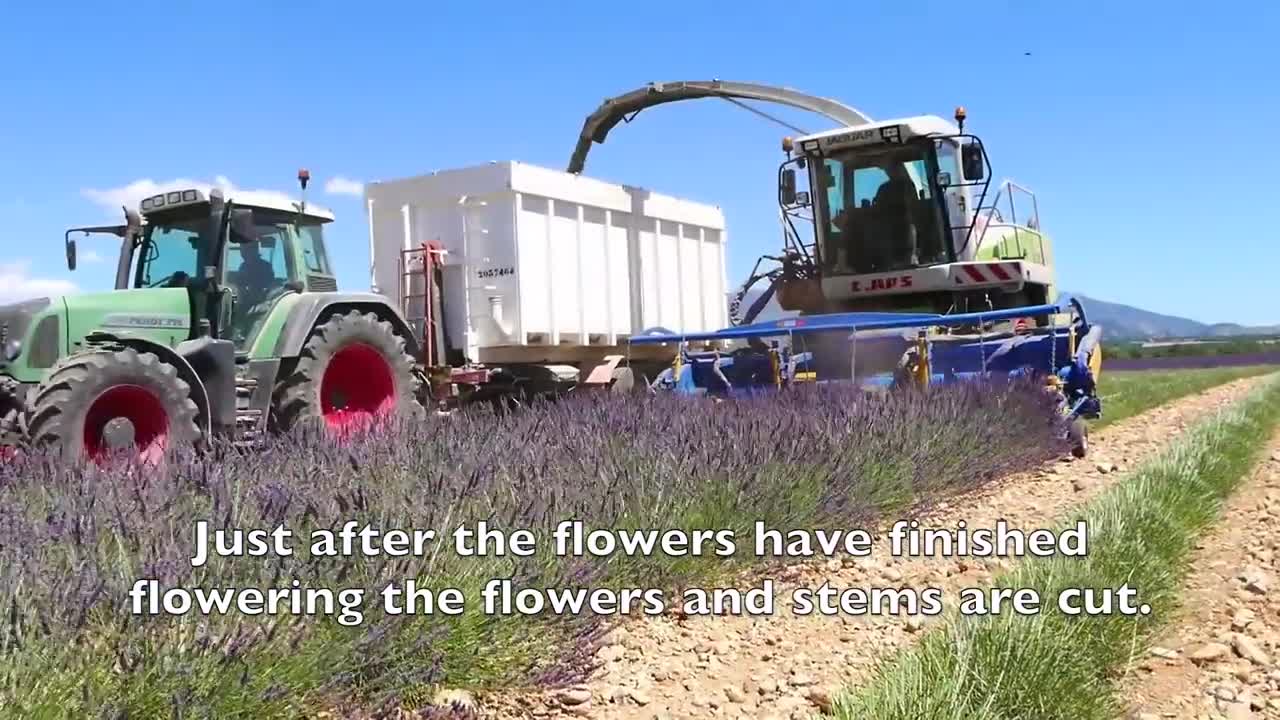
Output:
[
  {"xmin": 26, "ymin": 347, "xmax": 200, "ymax": 464},
  {"xmin": 272, "ymin": 311, "xmax": 420, "ymax": 438}
]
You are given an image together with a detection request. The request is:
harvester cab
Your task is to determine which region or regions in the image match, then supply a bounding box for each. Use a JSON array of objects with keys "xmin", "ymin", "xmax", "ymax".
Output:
[
  {"xmin": 774, "ymin": 107, "xmax": 1054, "ymax": 320},
  {"xmin": 2, "ymin": 173, "xmax": 422, "ymax": 463}
]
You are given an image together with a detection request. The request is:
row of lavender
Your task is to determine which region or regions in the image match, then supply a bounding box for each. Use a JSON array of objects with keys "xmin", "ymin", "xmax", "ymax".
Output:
[
  {"xmin": 0, "ymin": 381, "xmax": 1069, "ymax": 718},
  {"xmin": 1104, "ymin": 350, "xmax": 1280, "ymax": 371}
]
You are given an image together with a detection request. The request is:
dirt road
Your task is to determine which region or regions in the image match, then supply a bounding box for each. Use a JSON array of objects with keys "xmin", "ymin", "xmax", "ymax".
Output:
[
  {"xmin": 487, "ymin": 375, "xmax": 1270, "ymax": 720},
  {"xmin": 1120, "ymin": 433, "xmax": 1280, "ymax": 719}
]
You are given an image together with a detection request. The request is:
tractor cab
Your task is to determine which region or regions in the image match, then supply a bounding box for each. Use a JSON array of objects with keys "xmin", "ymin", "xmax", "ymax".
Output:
[
  {"xmin": 18, "ymin": 172, "xmax": 421, "ymax": 462},
  {"xmin": 65, "ymin": 182, "xmax": 338, "ymax": 350}
]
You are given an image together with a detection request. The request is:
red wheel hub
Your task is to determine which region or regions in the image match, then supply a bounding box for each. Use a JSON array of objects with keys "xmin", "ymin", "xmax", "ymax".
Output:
[
  {"xmin": 83, "ymin": 384, "xmax": 170, "ymax": 464},
  {"xmin": 320, "ymin": 343, "xmax": 397, "ymax": 435}
]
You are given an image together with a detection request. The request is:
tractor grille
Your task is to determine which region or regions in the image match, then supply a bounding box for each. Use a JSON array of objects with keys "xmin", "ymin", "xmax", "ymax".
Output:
[{"xmin": 308, "ymin": 275, "xmax": 338, "ymax": 292}]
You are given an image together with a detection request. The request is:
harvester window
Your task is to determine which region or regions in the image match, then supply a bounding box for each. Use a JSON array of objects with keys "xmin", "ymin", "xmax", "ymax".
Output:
[
  {"xmin": 819, "ymin": 143, "xmax": 950, "ymax": 276},
  {"xmin": 934, "ymin": 141, "xmax": 968, "ymax": 257},
  {"xmin": 134, "ymin": 223, "xmax": 200, "ymax": 289},
  {"xmin": 936, "ymin": 142, "xmax": 960, "ymax": 184}
]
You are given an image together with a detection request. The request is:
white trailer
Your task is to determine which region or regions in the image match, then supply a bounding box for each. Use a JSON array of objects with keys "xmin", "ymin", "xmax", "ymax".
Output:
[{"xmin": 364, "ymin": 161, "xmax": 728, "ymax": 378}]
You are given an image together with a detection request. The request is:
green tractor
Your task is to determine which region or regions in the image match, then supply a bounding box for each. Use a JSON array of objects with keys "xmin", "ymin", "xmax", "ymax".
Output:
[{"xmin": 0, "ymin": 171, "xmax": 421, "ymax": 463}]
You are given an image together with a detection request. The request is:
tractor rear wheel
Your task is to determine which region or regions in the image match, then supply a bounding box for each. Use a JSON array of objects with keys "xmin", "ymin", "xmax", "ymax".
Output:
[
  {"xmin": 26, "ymin": 347, "xmax": 200, "ymax": 464},
  {"xmin": 272, "ymin": 311, "xmax": 420, "ymax": 437}
]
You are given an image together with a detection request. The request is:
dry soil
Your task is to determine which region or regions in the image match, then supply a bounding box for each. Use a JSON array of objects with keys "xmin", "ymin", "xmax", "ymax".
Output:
[
  {"xmin": 479, "ymin": 375, "xmax": 1271, "ymax": 720},
  {"xmin": 1119, "ymin": 431, "xmax": 1280, "ymax": 719}
]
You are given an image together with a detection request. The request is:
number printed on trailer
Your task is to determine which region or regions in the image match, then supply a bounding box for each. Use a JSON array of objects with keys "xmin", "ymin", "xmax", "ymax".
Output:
[{"xmin": 477, "ymin": 267, "xmax": 515, "ymax": 279}]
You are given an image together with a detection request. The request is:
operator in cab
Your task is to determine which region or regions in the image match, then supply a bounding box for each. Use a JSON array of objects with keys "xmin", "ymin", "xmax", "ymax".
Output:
[
  {"xmin": 224, "ymin": 234, "xmax": 283, "ymax": 345},
  {"xmin": 229, "ymin": 240, "xmax": 278, "ymax": 308},
  {"xmin": 871, "ymin": 162, "xmax": 921, "ymax": 266},
  {"xmin": 830, "ymin": 159, "xmax": 921, "ymax": 272}
]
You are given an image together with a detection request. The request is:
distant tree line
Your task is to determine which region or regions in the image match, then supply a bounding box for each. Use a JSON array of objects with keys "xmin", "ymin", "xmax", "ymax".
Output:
[{"xmin": 1107, "ymin": 337, "xmax": 1280, "ymax": 359}]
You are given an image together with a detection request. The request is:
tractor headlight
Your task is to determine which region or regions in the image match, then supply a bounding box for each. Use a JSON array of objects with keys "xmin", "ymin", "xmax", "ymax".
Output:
[{"xmin": 2, "ymin": 338, "xmax": 20, "ymax": 361}]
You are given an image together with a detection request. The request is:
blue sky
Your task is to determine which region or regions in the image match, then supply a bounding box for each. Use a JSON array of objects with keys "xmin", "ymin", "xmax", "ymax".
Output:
[{"xmin": 1, "ymin": 1, "xmax": 1274, "ymax": 324}]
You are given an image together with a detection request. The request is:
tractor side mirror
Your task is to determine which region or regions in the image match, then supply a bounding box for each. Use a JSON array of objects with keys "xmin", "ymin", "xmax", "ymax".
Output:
[
  {"xmin": 780, "ymin": 168, "xmax": 797, "ymax": 205},
  {"xmin": 65, "ymin": 237, "xmax": 77, "ymax": 271},
  {"xmin": 962, "ymin": 142, "xmax": 986, "ymax": 180},
  {"xmin": 124, "ymin": 208, "xmax": 143, "ymax": 242}
]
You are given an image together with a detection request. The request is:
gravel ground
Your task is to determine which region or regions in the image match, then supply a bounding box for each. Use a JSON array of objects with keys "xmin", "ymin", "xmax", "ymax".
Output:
[
  {"xmin": 1119, "ymin": 433, "xmax": 1280, "ymax": 719},
  {"xmin": 480, "ymin": 375, "xmax": 1270, "ymax": 720}
]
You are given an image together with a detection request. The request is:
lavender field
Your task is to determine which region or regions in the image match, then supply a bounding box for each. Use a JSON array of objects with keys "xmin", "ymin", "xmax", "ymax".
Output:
[
  {"xmin": 0, "ymin": 382, "xmax": 1068, "ymax": 718},
  {"xmin": 1093, "ymin": 365, "xmax": 1274, "ymax": 430},
  {"xmin": 1103, "ymin": 351, "xmax": 1280, "ymax": 371}
]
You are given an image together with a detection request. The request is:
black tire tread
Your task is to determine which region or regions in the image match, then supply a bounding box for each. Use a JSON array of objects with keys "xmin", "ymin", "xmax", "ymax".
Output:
[
  {"xmin": 271, "ymin": 310, "xmax": 421, "ymax": 433},
  {"xmin": 25, "ymin": 345, "xmax": 200, "ymax": 461}
]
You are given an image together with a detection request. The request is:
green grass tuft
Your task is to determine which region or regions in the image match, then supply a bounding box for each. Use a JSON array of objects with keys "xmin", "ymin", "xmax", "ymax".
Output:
[
  {"xmin": 835, "ymin": 372, "xmax": 1280, "ymax": 719},
  {"xmin": 1096, "ymin": 365, "xmax": 1272, "ymax": 429}
]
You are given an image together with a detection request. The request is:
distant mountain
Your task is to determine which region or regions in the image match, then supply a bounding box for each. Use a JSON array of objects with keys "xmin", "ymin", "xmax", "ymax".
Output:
[
  {"xmin": 1061, "ymin": 293, "xmax": 1280, "ymax": 340},
  {"xmin": 726, "ymin": 286, "xmax": 1278, "ymax": 341},
  {"xmin": 1204, "ymin": 322, "xmax": 1280, "ymax": 338}
]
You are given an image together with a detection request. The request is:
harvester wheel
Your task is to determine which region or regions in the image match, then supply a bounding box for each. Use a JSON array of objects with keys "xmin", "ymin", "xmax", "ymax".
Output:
[
  {"xmin": 272, "ymin": 310, "xmax": 420, "ymax": 437},
  {"xmin": 1068, "ymin": 418, "xmax": 1089, "ymax": 458},
  {"xmin": 26, "ymin": 347, "xmax": 200, "ymax": 464}
]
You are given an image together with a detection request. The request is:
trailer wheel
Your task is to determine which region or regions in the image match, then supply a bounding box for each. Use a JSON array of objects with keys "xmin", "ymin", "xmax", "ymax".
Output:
[
  {"xmin": 26, "ymin": 347, "xmax": 200, "ymax": 464},
  {"xmin": 272, "ymin": 310, "xmax": 421, "ymax": 437},
  {"xmin": 1068, "ymin": 418, "xmax": 1089, "ymax": 458}
]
